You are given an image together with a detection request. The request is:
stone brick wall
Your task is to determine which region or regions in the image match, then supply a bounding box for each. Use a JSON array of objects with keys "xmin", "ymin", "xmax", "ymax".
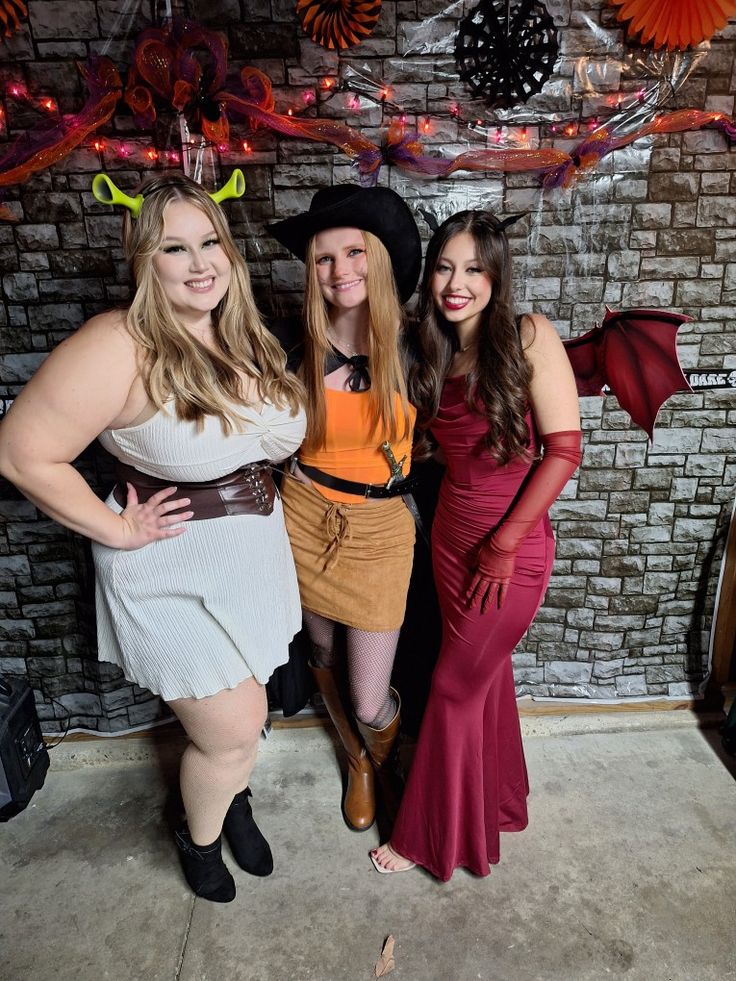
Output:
[{"xmin": 1, "ymin": 0, "xmax": 734, "ymax": 731}]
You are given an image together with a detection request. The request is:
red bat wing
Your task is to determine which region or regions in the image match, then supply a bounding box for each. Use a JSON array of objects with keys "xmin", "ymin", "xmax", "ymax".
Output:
[
  {"xmin": 562, "ymin": 324, "xmax": 608, "ymax": 397},
  {"xmin": 562, "ymin": 309, "xmax": 693, "ymax": 439}
]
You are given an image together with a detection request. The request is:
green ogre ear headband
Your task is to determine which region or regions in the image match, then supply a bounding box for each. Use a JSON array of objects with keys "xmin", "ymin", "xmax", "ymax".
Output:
[{"xmin": 91, "ymin": 169, "xmax": 246, "ymax": 218}]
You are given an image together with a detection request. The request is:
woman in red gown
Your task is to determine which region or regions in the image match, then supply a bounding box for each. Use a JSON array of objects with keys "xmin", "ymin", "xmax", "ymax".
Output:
[{"xmin": 370, "ymin": 211, "xmax": 582, "ymax": 881}]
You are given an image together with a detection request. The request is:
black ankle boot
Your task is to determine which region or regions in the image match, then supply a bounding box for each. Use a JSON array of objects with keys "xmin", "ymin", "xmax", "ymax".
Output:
[
  {"xmin": 223, "ymin": 788, "xmax": 274, "ymax": 877},
  {"xmin": 175, "ymin": 827, "xmax": 236, "ymax": 903}
]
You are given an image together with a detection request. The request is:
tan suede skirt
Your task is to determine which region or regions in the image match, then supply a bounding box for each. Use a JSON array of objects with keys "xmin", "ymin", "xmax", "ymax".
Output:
[{"xmin": 281, "ymin": 476, "xmax": 416, "ymax": 632}]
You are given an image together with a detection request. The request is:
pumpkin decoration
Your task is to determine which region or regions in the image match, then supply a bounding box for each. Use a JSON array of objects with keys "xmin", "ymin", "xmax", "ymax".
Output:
[
  {"xmin": 295, "ymin": 0, "xmax": 382, "ymax": 50},
  {"xmin": 609, "ymin": 0, "xmax": 736, "ymax": 50}
]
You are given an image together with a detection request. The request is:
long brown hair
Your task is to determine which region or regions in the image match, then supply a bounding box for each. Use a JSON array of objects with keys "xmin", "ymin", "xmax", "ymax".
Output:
[
  {"xmin": 301, "ymin": 230, "xmax": 411, "ymax": 451},
  {"xmin": 408, "ymin": 211, "xmax": 532, "ymax": 464},
  {"xmin": 122, "ymin": 173, "xmax": 303, "ymax": 432}
]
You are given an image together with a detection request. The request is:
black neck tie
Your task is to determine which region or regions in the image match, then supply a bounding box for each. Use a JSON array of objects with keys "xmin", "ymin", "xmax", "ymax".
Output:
[{"xmin": 324, "ymin": 346, "xmax": 371, "ymax": 391}]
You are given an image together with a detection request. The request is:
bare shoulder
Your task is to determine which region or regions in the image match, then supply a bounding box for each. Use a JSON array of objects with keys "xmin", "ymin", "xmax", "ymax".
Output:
[
  {"xmin": 519, "ymin": 313, "xmax": 564, "ymax": 357},
  {"xmin": 1, "ymin": 308, "xmax": 143, "ymax": 459},
  {"xmin": 523, "ymin": 310, "xmax": 579, "ymax": 431},
  {"xmin": 74, "ymin": 308, "xmax": 135, "ymax": 351},
  {"xmin": 45, "ymin": 308, "xmax": 138, "ymax": 374}
]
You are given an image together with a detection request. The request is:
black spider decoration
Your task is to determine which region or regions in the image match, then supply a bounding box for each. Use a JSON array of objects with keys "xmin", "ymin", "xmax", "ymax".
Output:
[{"xmin": 454, "ymin": 0, "xmax": 559, "ymax": 109}]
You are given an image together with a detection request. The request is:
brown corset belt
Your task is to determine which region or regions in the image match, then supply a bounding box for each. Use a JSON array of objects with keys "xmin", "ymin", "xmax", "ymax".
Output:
[{"xmin": 112, "ymin": 460, "xmax": 276, "ymax": 519}]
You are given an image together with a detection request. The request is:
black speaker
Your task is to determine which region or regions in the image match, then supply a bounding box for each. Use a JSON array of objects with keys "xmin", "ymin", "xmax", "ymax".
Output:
[{"xmin": 0, "ymin": 676, "xmax": 50, "ymax": 821}]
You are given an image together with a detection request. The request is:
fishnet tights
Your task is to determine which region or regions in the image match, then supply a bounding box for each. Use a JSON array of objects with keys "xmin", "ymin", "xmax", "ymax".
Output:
[{"xmin": 304, "ymin": 609, "xmax": 398, "ymax": 728}]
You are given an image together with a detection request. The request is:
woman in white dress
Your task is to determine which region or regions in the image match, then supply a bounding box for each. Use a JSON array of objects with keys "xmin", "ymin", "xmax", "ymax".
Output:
[{"xmin": 0, "ymin": 171, "xmax": 306, "ymax": 903}]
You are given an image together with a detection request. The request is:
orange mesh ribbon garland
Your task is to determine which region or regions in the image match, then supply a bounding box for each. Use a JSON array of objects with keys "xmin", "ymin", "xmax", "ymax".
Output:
[
  {"xmin": 295, "ymin": 0, "xmax": 382, "ymax": 50},
  {"xmin": 0, "ymin": 57, "xmax": 122, "ymax": 188},
  {"xmin": 221, "ymin": 66, "xmax": 734, "ymax": 188},
  {"xmin": 610, "ymin": 0, "xmax": 736, "ymax": 49},
  {"xmin": 544, "ymin": 109, "xmax": 736, "ymax": 187},
  {"xmin": 124, "ymin": 18, "xmax": 230, "ymax": 140},
  {"xmin": 445, "ymin": 145, "xmax": 570, "ymax": 177},
  {"xmin": 134, "ymin": 37, "xmax": 175, "ymax": 98},
  {"xmin": 0, "ymin": 0, "xmax": 27, "ymax": 39},
  {"xmin": 221, "ymin": 66, "xmax": 376, "ymax": 155},
  {"xmin": 222, "ymin": 89, "xmax": 377, "ymax": 157},
  {"xmin": 223, "ymin": 76, "xmax": 562, "ymax": 177}
]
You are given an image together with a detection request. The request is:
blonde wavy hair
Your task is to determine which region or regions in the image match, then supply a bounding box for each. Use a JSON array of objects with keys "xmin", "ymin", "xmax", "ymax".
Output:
[
  {"xmin": 302, "ymin": 231, "xmax": 411, "ymax": 450},
  {"xmin": 122, "ymin": 173, "xmax": 303, "ymax": 432}
]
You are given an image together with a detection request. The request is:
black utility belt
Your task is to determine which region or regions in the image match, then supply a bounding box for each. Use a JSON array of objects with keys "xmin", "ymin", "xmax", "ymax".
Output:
[{"xmin": 297, "ymin": 461, "xmax": 418, "ymax": 499}]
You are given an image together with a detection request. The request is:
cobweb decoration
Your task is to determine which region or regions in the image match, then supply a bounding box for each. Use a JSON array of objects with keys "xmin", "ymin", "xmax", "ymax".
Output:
[
  {"xmin": 295, "ymin": 0, "xmax": 382, "ymax": 50},
  {"xmin": 454, "ymin": 0, "xmax": 559, "ymax": 108}
]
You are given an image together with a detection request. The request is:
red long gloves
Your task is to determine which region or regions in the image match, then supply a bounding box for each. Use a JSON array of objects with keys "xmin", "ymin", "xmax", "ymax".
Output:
[{"xmin": 468, "ymin": 430, "xmax": 583, "ymax": 613}]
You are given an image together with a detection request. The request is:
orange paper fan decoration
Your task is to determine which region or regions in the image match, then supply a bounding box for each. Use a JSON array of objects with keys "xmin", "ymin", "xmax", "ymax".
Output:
[
  {"xmin": 296, "ymin": 0, "xmax": 382, "ymax": 50},
  {"xmin": 610, "ymin": 0, "xmax": 736, "ymax": 50}
]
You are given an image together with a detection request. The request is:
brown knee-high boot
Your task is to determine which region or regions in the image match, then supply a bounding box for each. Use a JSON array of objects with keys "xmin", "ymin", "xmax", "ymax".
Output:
[
  {"xmin": 310, "ymin": 664, "xmax": 375, "ymax": 831},
  {"xmin": 356, "ymin": 689, "xmax": 402, "ymax": 821},
  {"xmin": 356, "ymin": 687, "xmax": 401, "ymax": 771}
]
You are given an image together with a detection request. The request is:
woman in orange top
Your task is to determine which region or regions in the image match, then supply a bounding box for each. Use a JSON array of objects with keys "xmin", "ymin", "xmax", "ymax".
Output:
[{"xmin": 269, "ymin": 186, "xmax": 422, "ymax": 830}]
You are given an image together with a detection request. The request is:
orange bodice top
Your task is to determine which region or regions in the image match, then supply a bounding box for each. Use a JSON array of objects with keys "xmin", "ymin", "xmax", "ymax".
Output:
[{"xmin": 299, "ymin": 388, "xmax": 416, "ymax": 504}]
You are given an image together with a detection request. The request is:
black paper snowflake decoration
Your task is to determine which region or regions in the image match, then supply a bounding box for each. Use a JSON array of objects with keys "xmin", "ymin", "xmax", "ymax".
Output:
[{"xmin": 454, "ymin": 0, "xmax": 559, "ymax": 108}]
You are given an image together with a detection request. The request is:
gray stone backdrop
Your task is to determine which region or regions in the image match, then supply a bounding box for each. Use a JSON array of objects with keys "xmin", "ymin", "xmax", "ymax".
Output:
[{"xmin": 1, "ymin": 0, "xmax": 735, "ymax": 731}]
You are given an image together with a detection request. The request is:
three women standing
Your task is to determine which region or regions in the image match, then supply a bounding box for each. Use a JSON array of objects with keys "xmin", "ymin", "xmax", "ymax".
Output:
[
  {"xmin": 269, "ymin": 186, "xmax": 422, "ymax": 831},
  {"xmin": 1, "ymin": 167, "xmax": 580, "ymax": 893}
]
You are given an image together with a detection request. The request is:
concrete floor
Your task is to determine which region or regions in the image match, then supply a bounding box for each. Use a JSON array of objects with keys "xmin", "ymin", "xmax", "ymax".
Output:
[{"xmin": 2, "ymin": 712, "xmax": 736, "ymax": 981}]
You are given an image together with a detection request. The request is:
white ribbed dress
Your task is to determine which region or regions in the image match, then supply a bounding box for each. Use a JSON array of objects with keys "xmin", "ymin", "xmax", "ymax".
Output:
[{"xmin": 91, "ymin": 400, "xmax": 307, "ymax": 701}]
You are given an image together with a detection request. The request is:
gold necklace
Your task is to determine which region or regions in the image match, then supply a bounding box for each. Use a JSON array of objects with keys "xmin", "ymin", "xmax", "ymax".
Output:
[{"xmin": 328, "ymin": 329, "xmax": 361, "ymax": 357}]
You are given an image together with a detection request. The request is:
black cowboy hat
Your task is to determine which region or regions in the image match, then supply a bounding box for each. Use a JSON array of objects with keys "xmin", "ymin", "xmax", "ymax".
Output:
[{"xmin": 268, "ymin": 184, "xmax": 422, "ymax": 303}]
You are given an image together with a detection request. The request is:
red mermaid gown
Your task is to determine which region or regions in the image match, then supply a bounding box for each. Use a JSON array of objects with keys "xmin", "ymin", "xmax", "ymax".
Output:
[{"xmin": 390, "ymin": 376, "xmax": 556, "ymax": 881}]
